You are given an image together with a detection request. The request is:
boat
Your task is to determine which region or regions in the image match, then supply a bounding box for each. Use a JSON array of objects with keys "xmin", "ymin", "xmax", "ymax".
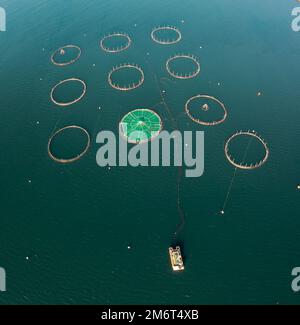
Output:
[{"xmin": 169, "ymin": 246, "xmax": 184, "ymax": 271}]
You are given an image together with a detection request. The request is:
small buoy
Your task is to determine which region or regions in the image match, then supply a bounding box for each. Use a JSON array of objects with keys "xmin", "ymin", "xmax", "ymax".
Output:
[
  {"xmin": 42, "ymin": 48, "xmax": 45, "ymax": 52},
  {"xmin": 127, "ymin": 245, "xmax": 131, "ymax": 250},
  {"xmin": 181, "ymin": 20, "xmax": 185, "ymax": 23},
  {"xmin": 199, "ymin": 46, "xmax": 202, "ymax": 49},
  {"xmin": 26, "ymin": 256, "xmax": 29, "ymax": 260},
  {"xmin": 28, "ymin": 180, "xmax": 32, "ymax": 183},
  {"xmin": 147, "ymin": 52, "xmax": 150, "ymax": 56},
  {"xmin": 134, "ymin": 24, "xmax": 137, "ymax": 27},
  {"xmin": 93, "ymin": 63, "xmax": 96, "ymax": 67},
  {"xmin": 220, "ymin": 210, "xmax": 225, "ymax": 215},
  {"xmin": 297, "ymin": 185, "xmax": 300, "ymax": 190},
  {"xmin": 257, "ymin": 91, "xmax": 262, "ymax": 96},
  {"xmin": 163, "ymin": 90, "xmax": 166, "ymax": 93},
  {"xmin": 36, "ymin": 121, "xmax": 40, "ymax": 125},
  {"xmin": 108, "ymin": 166, "xmax": 111, "ymax": 170},
  {"xmin": 40, "ymin": 78, "xmax": 43, "ymax": 81},
  {"xmin": 217, "ymin": 82, "xmax": 221, "ymax": 86}
]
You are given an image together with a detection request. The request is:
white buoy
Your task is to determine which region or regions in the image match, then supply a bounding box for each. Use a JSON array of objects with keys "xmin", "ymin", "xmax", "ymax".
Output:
[
  {"xmin": 93, "ymin": 63, "xmax": 96, "ymax": 67},
  {"xmin": 127, "ymin": 246, "xmax": 131, "ymax": 250},
  {"xmin": 36, "ymin": 121, "xmax": 40, "ymax": 125},
  {"xmin": 221, "ymin": 210, "xmax": 225, "ymax": 215},
  {"xmin": 26, "ymin": 256, "xmax": 29, "ymax": 260},
  {"xmin": 297, "ymin": 185, "xmax": 300, "ymax": 190},
  {"xmin": 217, "ymin": 82, "xmax": 221, "ymax": 86},
  {"xmin": 28, "ymin": 180, "xmax": 32, "ymax": 183}
]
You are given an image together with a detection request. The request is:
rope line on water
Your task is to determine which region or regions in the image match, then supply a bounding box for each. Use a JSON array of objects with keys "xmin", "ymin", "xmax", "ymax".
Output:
[
  {"xmin": 153, "ymin": 74, "xmax": 186, "ymax": 242},
  {"xmin": 221, "ymin": 136, "xmax": 254, "ymax": 212}
]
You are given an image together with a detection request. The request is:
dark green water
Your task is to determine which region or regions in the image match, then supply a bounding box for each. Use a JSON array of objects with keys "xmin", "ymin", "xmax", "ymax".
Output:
[{"xmin": 1, "ymin": 0, "xmax": 300, "ymax": 304}]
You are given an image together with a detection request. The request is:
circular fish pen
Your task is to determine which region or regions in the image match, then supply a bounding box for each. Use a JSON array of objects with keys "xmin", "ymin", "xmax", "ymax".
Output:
[
  {"xmin": 185, "ymin": 95, "xmax": 227, "ymax": 126},
  {"xmin": 48, "ymin": 125, "xmax": 91, "ymax": 164},
  {"xmin": 50, "ymin": 78, "xmax": 87, "ymax": 107},
  {"xmin": 166, "ymin": 54, "xmax": 200, "ymax": 79},
  {"xmin": 100, "ymin": 32, "xmax": 132, "ymax": 53},
  {"xmin": 51, "ymin": 45, "xmax": 81, "ymax": 66},
  {"xmin": 119, "ymin": 109, "xmax": 162, "ymax": 144},
  {"xmin": 151, "ymin": 26, "xmax": 182, "ymax": 45},
  {"xmin": 224, "ymin": 131, "xmax": 269, "ymax": 170},
  {"xmin": 108, "ymin": 64, "xmax": 144, "ymax": 91}
]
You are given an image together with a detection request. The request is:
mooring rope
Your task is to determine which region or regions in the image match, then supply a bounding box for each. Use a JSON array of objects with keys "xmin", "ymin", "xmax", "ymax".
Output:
[
  {"xmin": 50, "ymin": 112, "xmax": 64, "ymax": 137},
  {"xmin": 153, "ymin": 74, "xmax": 186, "ymax": 242},
  {"xmin": 92, "ymin": 109, "xmax": 103, "ymax": 140},
  {"xmin": 221, "ymin": 136, "xmax": 254, "ymax": 213}
]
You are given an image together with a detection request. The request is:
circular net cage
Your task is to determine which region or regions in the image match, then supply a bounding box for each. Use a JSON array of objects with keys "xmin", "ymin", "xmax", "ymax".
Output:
[
  {"xmin": 50, "ymin": 78, "xmax": 87, "ymax": 107},
  {"xmin": 100, "ymin": 32, "xmax": 132, "ymax": 53},
  {"xmin": 51, "ymin": 45, "xmax": 81, "ymax": 66},
  {"xmin": 119, "ymin": 109, "xmax": 162, "ymax": 144},
  {"xmin": 151, "ymin": 26, "xmax": 182, "ymax": 45},
  {"xmin": 48, "ymin": 125, "xmax": 91, "ymax": 163},
  {"xmin": 185, "ymin": 95, "xmax": 227, "ymax": 126},
  {"xmin": 108, "ymin": 64, "xmax": 144, "ymax": 91},
  {"xmin": 166, "ymin": 54, "xmax": 200, "ymax": 79},
  {"xmin": 224, "ymin": 130, "xmax": 269, "ymax": 170}
]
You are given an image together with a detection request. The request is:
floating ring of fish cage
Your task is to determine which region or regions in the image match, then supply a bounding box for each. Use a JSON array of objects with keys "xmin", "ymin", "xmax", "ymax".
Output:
[
  {"xmin": 119, "ymin": 108, "xmax": 163, "ymax": 144},
  {"xmin": 100, "ymin": 32, "xmax": 132, "ymax": 53},
  {"xmin": 50, "ymin": 78, "xmax": 87, "ymax": 107},
  {"xmin": 185, "ymin": 95, "xmax": 228, "ymax": 126},
  {"xmin": 108, "ymin": 64, "xmax": 145, "ymax": 91},
  {"xmin": 51, "ymin": 45, "xmax": 82, "ymax": 66},
  {"xmin": 166, "ymin": 54, "xmax": 200, "ymax": 79},
  {"xmin": 47, "ymin": 125, "xmax": 91, "ymax": 164},
  {"xmin": 151, "ymin": 26, "xmax": 182, "ymax": 45},
  {"xmin": 224, "ymin": 130, "xmax": 269, "ymax": 170}
]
